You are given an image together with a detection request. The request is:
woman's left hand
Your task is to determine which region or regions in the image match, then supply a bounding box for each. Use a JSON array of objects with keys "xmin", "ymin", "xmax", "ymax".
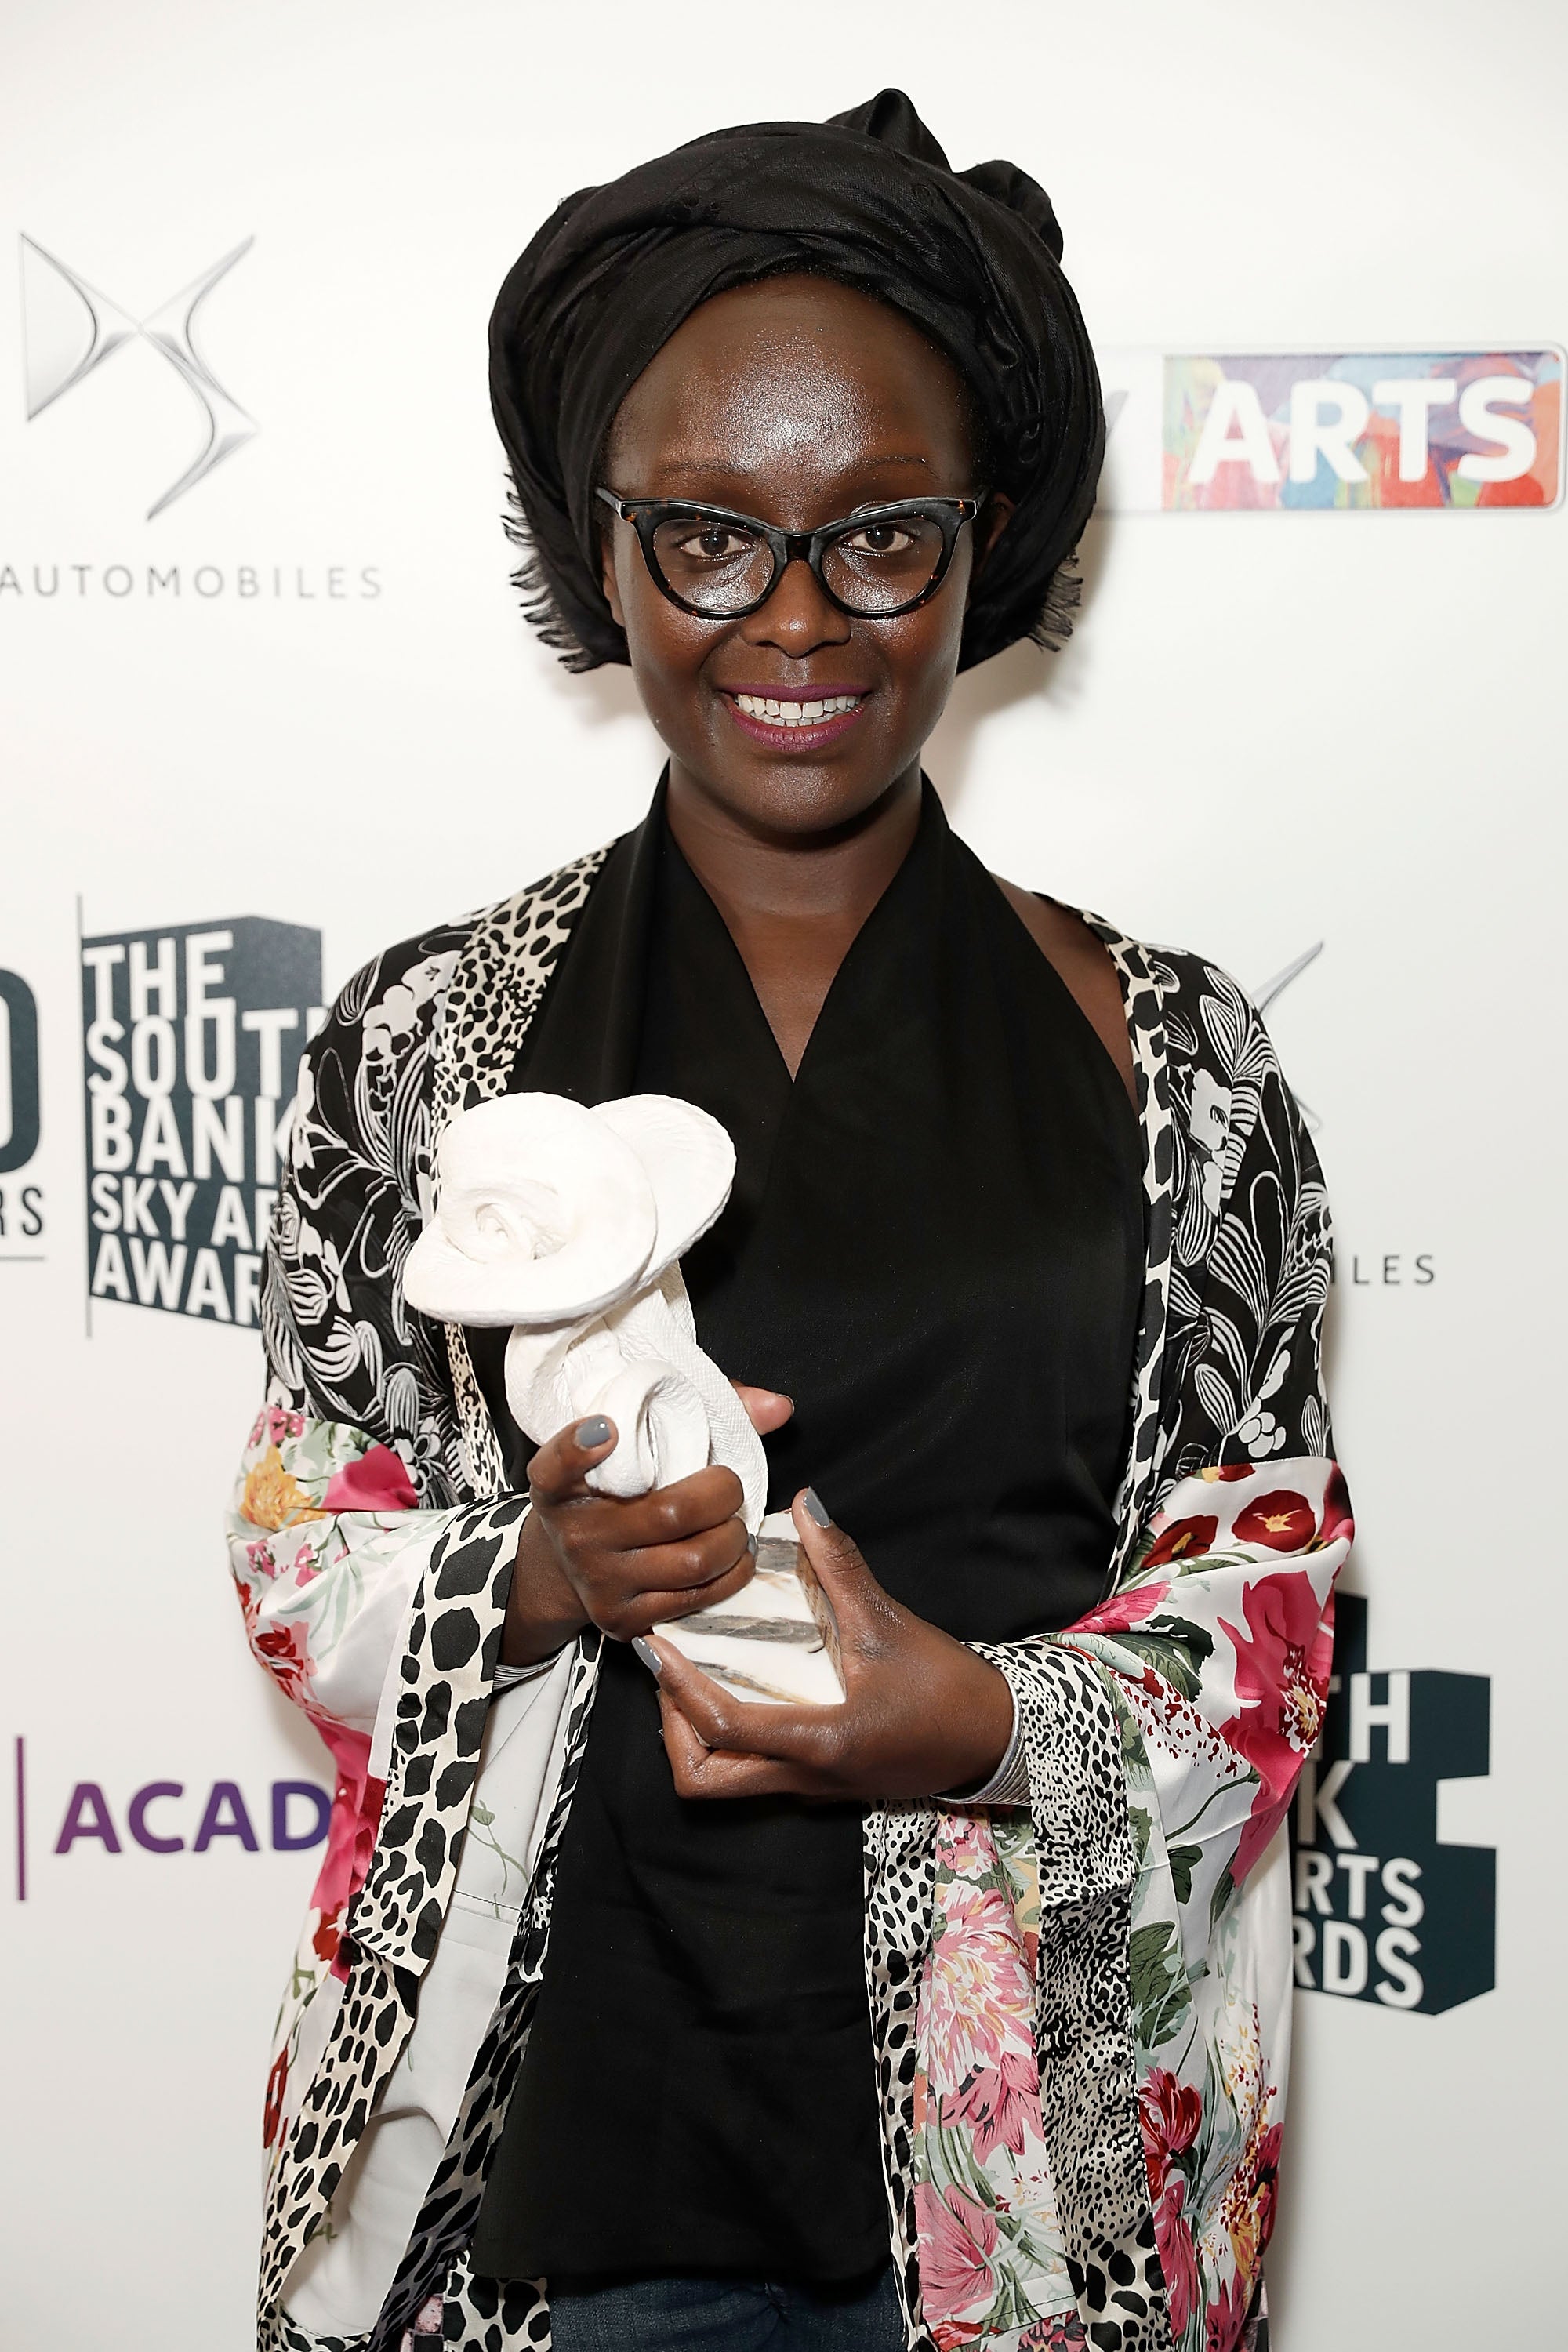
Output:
[{"xmin": 643, "ymin": 1490, "xmax": 1015, "ymax": 1803}]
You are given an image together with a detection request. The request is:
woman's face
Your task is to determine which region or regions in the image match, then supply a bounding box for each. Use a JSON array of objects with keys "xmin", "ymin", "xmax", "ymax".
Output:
[{"xmin": 600, "ymin": 274, "xmax": 1007, "ymax": 840}]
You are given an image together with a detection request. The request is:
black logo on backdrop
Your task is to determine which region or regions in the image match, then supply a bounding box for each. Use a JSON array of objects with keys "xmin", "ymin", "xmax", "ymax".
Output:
[
  {"xmin": 0, "ymin": 972, "xmax": 39, "ymax": 1173},
  {"xmin": 1290, "ymin": 1592, "xmax": 1494, "ymax": 2013},
  {"xmin": 21, "ymin": 234, "xmax": 256, "ymax": 517},
  {"xmin": 82, "ymin": 918, "xmax": 321, "ymax": 1325},
  {"xmin": 0, "ymin": 970, "xmax": 45, "ymax": 1255}
]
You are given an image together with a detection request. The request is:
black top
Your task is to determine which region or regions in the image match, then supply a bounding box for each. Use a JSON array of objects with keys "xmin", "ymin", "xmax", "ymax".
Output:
[{"xmin": 470, "ymin": 782, "xmax": 1142, "ymax": 2285}]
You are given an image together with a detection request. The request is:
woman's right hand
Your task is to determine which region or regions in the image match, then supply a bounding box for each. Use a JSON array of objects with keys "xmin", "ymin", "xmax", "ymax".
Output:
[{"xmin": 502, "ymin": 1389, "xmax": 793, "ymax": 1668}]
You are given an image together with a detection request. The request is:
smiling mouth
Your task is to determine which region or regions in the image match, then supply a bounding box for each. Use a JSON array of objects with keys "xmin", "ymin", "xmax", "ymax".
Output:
[{"xmin": 726, "ymin": 691, "xmax": 866, "ymax": 731}]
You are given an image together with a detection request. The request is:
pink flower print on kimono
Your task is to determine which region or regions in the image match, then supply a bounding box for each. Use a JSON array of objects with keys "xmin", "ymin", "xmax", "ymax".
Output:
[
  {"xmin": 248, "ymin": 1403, "xmax": 306, "ymax": 1450},
  {"xmin": 916, "ymin": 1813, "xmax": 1076, "ymax": 2343},
  {"xmin": 235, "ymin": 1581, "xmax": 314, "ymax": 1712},
  {"xmin": 1203, "ymin": 2270, "xmax": 1252, "ymax": 2352},
  {"xmin": 924, "ymin": 1875, "xmax": 1041, "ymax": 2164},
  {"xmin": 321, "ymin": 1443, "xmax": 420, "ymax": 1515},
  {"xmin": 1138, "ymin": 2064, "xmax": 1202, "ymax": 2203},
  {"xmin": 1070, "ymin": 1577, "xmax": 1174, "ymax": 1636},
  {"xmin": 263, "ymin": 2044, "xmax": 290, "ymax": 2151},
  {"xmin": 307, "ymin": 1720, "xmax": 386, "ymax": 1980},
  {"xmin": 1138, "ymin": 2063, "xmax": 1203, "ymax": 2334},
  {"xmin": 1153, "ymin": 2171, "xmax": 1201, "ymax": 2340},
  {"xmin": 914, "ymin": 2180, "xmax": 1000, "ymax": 2348},
  {"xmin": 1218, "ymin": 1568, "xmax": 1334, "ymax": 1879},
  {"xmin": 1018, "ymin": 2319, "xmax": 1088, "ymax": 2351}
]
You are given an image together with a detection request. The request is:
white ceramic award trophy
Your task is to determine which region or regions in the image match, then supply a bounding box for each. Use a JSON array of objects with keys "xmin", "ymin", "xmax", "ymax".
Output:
[{"xmin": 402, "ymin": 1093, "xmax": 842, "ymax": 1705}]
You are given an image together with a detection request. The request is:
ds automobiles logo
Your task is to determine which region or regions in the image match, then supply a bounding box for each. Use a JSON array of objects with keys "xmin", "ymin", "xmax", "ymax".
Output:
[{"xmin": 20, "ymin": 234, "xmax": 257, "ymax": 517}]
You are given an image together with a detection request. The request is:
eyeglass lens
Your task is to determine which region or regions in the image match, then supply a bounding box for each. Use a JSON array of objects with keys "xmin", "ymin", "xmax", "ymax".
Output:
[{"xmin": 649, "ymin": 512, "xmax": 948, "ymax": 615}]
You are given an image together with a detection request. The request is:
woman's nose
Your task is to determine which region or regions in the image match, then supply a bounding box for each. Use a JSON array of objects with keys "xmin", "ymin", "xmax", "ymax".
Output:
[{"xmin": 739, "ymin": 555, "xmax": 852, "ymax": 656}]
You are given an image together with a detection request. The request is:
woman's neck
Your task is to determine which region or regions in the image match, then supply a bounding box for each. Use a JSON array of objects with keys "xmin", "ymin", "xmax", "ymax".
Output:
[
  {"xmin": 663, "ymin": 757, "xmax": 924, "ymax": 1077},
  {"xmin": 664, "ymin": 756, "xmax": 923, "ymax": 924}
]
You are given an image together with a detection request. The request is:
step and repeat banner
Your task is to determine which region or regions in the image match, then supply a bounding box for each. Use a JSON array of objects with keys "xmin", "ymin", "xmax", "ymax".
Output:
[{"xmin": 2, "ymin": 4, "xmax": 1561, "ymax": 2347}]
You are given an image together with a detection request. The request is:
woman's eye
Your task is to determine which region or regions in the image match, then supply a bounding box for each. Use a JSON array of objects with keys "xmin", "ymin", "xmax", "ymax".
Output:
[
  {"xmin": 675, "ymin": 525, "xmax": 752, "ymax": 562},
  {"xmin": 843, "ymin": 522, "xmax": 914, "ymax": 557}
]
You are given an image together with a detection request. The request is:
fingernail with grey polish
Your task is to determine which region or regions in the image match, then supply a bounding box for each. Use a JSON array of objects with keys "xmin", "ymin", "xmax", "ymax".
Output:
[
  {"xmin": 802, "ymin": 1487, "xmax": 830, "ymax": 1528},
  {"xmin": 632, "ymin": 1636, "xmax": 662, "ymax": 1680},
  {"xmin": 576, "ymin": 1415, "xmax": 612, "ymax": 1449},
  {"xmin": 746, "ymin": 1533, "xmax": 758, "ymax": 1559}
]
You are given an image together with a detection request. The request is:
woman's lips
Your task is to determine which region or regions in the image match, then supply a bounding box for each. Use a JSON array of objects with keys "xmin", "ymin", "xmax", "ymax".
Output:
[{"xmin": 720, "ymin": 689, "xmax": 868, "ymax": 753}]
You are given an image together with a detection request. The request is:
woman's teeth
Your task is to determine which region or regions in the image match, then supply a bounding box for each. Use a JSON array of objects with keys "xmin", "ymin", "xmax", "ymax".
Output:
[{"xmin": 731, "ymin": 692, "xmax": 862, "ymax": 728}]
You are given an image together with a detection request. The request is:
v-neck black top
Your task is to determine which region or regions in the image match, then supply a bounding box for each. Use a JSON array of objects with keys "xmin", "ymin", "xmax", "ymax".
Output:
[{"xmin": 470, "ymin": 782, "xmax": 1143, "ymax": 2286}]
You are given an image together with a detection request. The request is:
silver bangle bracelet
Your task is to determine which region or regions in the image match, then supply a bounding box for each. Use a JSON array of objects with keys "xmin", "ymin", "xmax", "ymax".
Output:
[{"xmin": 492, "ymin": 1649, "xmax": 566, "ymax": 1692}]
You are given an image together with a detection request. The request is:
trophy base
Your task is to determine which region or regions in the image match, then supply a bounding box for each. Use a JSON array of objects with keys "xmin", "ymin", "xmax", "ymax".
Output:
[{"xmin": 653, "ymin": 1510, "xmax": 844, "ymax": 1706}]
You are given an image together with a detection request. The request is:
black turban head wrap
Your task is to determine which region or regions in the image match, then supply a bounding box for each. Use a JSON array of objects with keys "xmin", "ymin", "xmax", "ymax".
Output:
[{"xmin": 489, "ymin": 89, "xmax": 1103, "ymax": 675}]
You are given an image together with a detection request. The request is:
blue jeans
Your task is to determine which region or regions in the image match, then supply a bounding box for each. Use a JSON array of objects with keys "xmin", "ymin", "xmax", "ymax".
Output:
[{"xmin": 546, "ymin": 2264, "xmax": 906, "ymax": 2351}]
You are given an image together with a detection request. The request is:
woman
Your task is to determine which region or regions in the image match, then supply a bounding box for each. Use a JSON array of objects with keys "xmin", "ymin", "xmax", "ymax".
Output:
[{"xmin": 230, "ymin": 92, "xmax": 1347, "ymax": 2352}]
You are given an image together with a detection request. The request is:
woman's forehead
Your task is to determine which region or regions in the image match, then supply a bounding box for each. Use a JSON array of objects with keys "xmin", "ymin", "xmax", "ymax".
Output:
[{"xmin": 607, "ymin": 276, "xmax": 971, "ymax": 479}]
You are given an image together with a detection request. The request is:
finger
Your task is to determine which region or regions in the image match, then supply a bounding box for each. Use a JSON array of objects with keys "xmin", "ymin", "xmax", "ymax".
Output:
[
  {"xmin": 642, "ymin": 1637, "xmax": 839, "ymax": 1762},
  {"xmin": 789, "ymin": 1490, "xmax": 904, "ymax": 1670},
  {"xmin": 584, "ymin": 1463, "xmax": 747, "ymax": 1552},
  {"xmin": 621, "ymin": 1565, "xmax": 759, "ymax": 1640},
  {"xmin": 731, "ymin": 1381, "xmax": 796, "ymax": 1437},
  {"xmin": 792, "ymin": 1488, "xmax": 880, "ymax": 1607},
  {"xmin": 526, "ymin": 1414, "xmax": 619, "ymax": 1505},
  {"xmin": 657, "ymin": 1698, "xmax": 806, "ymax": 1801},
  {"xmin": 539, "ymin": 1463, "xmax": 747, "ymax": 1560},
  {"xmin": 615, "ymin": 1520, "xmax": 757, "ymax": 1630}
]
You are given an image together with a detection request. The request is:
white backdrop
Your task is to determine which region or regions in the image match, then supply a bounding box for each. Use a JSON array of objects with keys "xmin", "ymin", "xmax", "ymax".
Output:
[{"xmin": 2, "ymin": 3, "xmax": 1563, "ymax": 2344}]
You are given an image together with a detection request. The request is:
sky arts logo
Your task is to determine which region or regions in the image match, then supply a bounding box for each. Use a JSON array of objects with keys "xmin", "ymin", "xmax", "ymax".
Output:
[
  {"xmin": 82, "ymin": 916, "xmax": 321, "ymax": 1327},
  {"xmin": 0, "ymin": 969, "xmax": 44, "ymax": 1260},
  {"xmin": 21, "ymin": 234, "xmax": 256, "ymax": 519},
  {"xmin": 1290, "ymin": 1592, "xmax": 1494, "ymax": 2015},
  {"xmin": 1100, "ymin": 347, "xmax": 1563, "ymax": 513}
]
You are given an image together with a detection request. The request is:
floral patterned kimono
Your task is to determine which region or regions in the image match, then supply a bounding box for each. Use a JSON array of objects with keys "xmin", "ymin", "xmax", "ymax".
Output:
[{"xmin": 228, "ymin": 833, "xmax": 1348, "ymax": 2352}]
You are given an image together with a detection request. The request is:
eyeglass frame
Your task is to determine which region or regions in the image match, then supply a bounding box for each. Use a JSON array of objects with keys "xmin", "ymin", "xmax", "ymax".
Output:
[{"xmin": 594, "ymin": 487, "xmax": 990, "ymax": 622}]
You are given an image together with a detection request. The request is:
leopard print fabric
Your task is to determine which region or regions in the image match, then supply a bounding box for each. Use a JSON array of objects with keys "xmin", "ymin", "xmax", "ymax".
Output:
[
  {"xmin": 256, "ymin": 844, "xmax": 1330, "ymax": 2352},
  {"xmin": 862, "ymin": 1798, "xmax": 941, "ymax": 2332},
  {"xmin": 364, "ymin": 1631, "xmax": 603, "ymax": 2351},
  {"xmin": 973, "ymin": 1642, "xmax": 1161, "ymax": 2349},
  {"xmin": 1083, "ymin": 924, "xmax": 1179, "ymax": 1587}
]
